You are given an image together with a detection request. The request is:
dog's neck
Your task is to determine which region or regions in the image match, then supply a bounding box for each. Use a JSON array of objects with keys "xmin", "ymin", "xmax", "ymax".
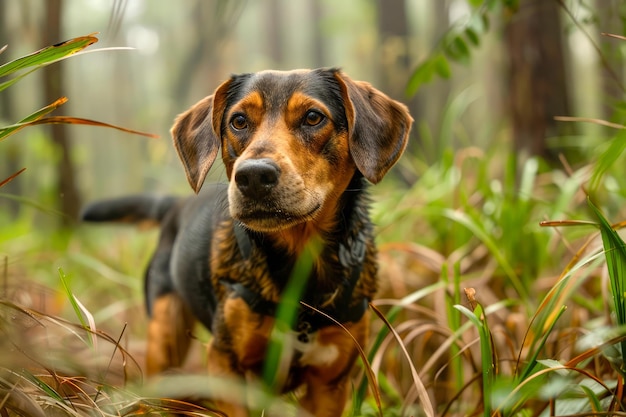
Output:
[{"xmin": 250, "ymin": 174, "xmax": 371, "ymax": 294}]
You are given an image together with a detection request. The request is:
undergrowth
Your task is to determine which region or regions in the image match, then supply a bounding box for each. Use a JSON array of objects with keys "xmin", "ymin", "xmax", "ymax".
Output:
[{"xmin": 3, "ymin": 133, "xmax": 626, "ymax": 416}]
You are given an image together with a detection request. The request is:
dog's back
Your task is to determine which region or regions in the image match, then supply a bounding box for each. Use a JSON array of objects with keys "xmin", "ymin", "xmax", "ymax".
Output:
[{"xmin": 81, "ymin": 185, "xmax": 229, "ymax": 328}]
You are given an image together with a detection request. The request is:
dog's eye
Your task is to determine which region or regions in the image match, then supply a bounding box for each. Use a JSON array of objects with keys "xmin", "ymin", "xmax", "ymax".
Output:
[
  {"xmin": 230, "ymin": 114, "xmax": 248, "ymax": 131},
  {"xmin": 303, "ymin": 110, "xmax": 324, "ymax": 127}
]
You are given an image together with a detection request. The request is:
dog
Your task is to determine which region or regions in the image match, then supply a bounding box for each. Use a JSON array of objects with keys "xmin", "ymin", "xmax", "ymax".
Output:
[{"xmin": 81, "ymin": 68, "xmax": 412, "ymax": 416}]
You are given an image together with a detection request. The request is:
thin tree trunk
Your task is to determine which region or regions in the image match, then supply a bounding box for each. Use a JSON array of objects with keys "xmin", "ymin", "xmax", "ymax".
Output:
[
  {"xmin": 0, "ymin": 0, "xmax": 22, "ymax": 217},
  {"xmin": 309, "ymin": 0, "xmax": 325, "ymax": 67},
  {"xmin": 43, "ymin": 0, "xmax": 80, "ymax": 225},
  {"xmin": 375, "ymin": 0, "xmax": 419, "ymax": 154},
  {"xmin": 266, "ymin": 0, "xmax": 284, "ymax": 66},
  {"xmin": 597, "ymin": 0, "xmax": 625, "ymax": 120},
  {"xmin": 504, "ymin": 0, "xmax": 573, "ymax": 161}
]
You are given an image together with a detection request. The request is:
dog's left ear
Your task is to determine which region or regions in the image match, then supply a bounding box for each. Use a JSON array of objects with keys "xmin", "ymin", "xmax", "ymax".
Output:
[
  {"xmin": 171, "ymin": 78, "xmax": 232, "ymax": 193},
  {"xmin": 334, "ymin": 72, "xmax": 413, "ymax": 184}
]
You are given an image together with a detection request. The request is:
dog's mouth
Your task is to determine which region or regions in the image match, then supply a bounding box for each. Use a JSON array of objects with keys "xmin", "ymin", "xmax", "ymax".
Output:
[{"xmin": 232, "ymin": 203, "xmax": 321, "ymax": 232}]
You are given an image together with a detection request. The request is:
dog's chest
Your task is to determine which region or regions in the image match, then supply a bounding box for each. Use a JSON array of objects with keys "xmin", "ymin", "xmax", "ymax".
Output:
[
  {"xmin": 286, "ymin": 329, "xmax": 340, "ymax": 367},
  {"xmin": 222, "ymin": 297, "xmax": 340, "ymax": 371}
]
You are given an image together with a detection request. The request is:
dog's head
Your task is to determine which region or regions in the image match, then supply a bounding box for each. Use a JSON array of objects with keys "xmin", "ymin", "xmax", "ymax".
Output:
[{"xmin": 171, "ymin": 68, "xmax": 412, "ymax": 232}]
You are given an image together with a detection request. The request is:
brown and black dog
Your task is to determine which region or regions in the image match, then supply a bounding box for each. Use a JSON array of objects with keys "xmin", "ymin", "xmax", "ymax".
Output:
[{"xmin": 82, "ymin": 68, "xmax": 412, "ymax": 416}]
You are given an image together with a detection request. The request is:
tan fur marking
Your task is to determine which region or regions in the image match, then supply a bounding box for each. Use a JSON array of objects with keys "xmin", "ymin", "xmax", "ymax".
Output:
[
  {"xmin": 146, "ymin": 293, "xmax": 195, "ymax": 375},
  {"xmin": 223, "ymin": 297, "xmax": 274, "ymax": 368}
]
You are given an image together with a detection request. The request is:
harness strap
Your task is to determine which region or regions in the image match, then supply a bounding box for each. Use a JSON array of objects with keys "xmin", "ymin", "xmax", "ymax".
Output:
[{"xmin": 226, "ymin": 223, "xmax": 369, "ymax": 340}]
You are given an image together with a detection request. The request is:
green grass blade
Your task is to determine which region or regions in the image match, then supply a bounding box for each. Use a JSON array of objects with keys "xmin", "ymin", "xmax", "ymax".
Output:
[
  {"xmin": 0, "ymin": 66, "xmax": 37, "ymax": 92},
  {"xmin": 262, "ymin": 240, "xmax": 320, "ymax": 390},
  {"xmin": 0, "ymin": 97, "xmax": 67, "ymax": 141},
  {"xmin": 455, "ymin": 301, "xmax": 494, "ymax": 417},
  {"xmin": 588, "ymin": 197, "xmax": 626, "ymax": 371},
  {"xmin": 58, "ymin": 268, "xmax": 96, "ymax": 348},
  {"xmin": 519, "ymin": 305, "xmax": 567, "ymax": 382},
  {"xmin": 579, "ymin": 384, "xmax": 603, "ymax": 413},
  {"xmin": 20, "ymin": 369, "xmax": 66, "ymax": 403},
  {"xmin": 589, "ymin": 128, "xmax": 626, "ymax": 191},
  {"xmin": 0, "ymin": 34, "xmax": 97, "ymax": 78},
  {"xmin": 442, "ymin": 208, "xmax": 528, "ymax": 300}
]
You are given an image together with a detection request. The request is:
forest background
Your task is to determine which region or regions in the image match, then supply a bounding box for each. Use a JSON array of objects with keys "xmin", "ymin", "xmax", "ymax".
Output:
[{"xmin": 2, "ymin": 0, "xmax": 626, "ymax": 416}]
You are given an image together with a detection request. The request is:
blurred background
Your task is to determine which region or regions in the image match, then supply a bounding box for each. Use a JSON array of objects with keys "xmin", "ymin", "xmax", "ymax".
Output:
[
  {"xmin": 3, "ymin": 2, "xmax": 626, "ymax": 413},
  {"xmin": 2, "ymin": 0, "xmax": 621, "ymax": 228}
]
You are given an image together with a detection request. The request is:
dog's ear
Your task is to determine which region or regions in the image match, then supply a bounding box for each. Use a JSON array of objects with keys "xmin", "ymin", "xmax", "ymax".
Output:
[
  {"xmin": 171, "ymin": 79, "xmax": 232, "ymax": 193},
  {"xmin": 334, "ymin": 72, "xmax": 413, "ymax": 184}
]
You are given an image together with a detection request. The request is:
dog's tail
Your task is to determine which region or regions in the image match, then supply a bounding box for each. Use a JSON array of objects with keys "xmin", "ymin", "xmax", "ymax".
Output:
[{"xmin": 81, "ymin": 195, "xmax": 178, "ymax": 227}]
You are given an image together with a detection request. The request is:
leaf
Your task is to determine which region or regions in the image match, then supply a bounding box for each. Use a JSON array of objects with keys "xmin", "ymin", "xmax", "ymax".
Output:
[
  {"xmin": 588, "ymin": 197, "xmax": 626, "ymax": 371},
  {"xmin": 406, "ymin": 57, "xmax": 437, "ymax": 97},
  {"xmin": 455, "ymin": 297, "xmax": 495, "ymax": 417},
  {"xmin": 5, "ymin": 116, "xmax": 159, "ymax": 139},
  {"xmin": 59, "ymin": 268, "xmax": 97, "ymax": 349},
  {"xmin": 519, "ymin": 305, "xmax": 567, "ymax": 381},
  {"xmin": 441, "ymin": 208, "xmax": 527, "ymax": 300},
  {"xmin": 434, "ymin": 54, "xmax": 451, "ymax": 79},
  {"xmin": 0, "ymin": 97, "xmax": 68, "ymax": 140},
  {"xmin": 579, "ymin": 384, "xmax": 603, "ymax": 412},
  {"xmin": 589, "ymin": 128, "xmax": 626, "ymax": 191},
  {"xmin": 20, "ymin": 369, "xmax": 66, "ymax": 403},
  {"xmin": 465, "ymin": 27, "xmax": 480, "ymax": 46},
  {"xmin": 588, "ymin": 199, "xmax": 626, "ymax": 325},
  {"xmin": 1, "ymin": 113, "xmax": 160, "ymax": 142},
  {"xmin": 0, "ymin": 34, "xmax": 97, "ymax": 78},
  {"xmin": 262, "ymin": 240, "xmax": 321, "ymax": 390}
]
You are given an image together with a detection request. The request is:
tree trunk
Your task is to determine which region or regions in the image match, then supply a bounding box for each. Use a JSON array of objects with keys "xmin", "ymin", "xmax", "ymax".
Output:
[
  {"xmin": 43, "ymin": 0, "xmax": 81, "ymax": 225},
  {"xmin": 0, "ymin": 0, "xmax": 22, "ymax": 217},
  {"xmin": 266, "ymin": 0, "xmax": 284, "ymax": 67},
  {"xmin": 375, "ymin": 0, "xmax": 420, "ymax": 157},
  {"xmin": 309, "ymin": 0, "xmax": 325, "ymax": 68},
  {"xmin": 504, "ymin": 0, "xmax": 573, "ymax": 161},
  {"xmin": 597, "ymin": 0, "xmax": 625, "ymax": 120}
]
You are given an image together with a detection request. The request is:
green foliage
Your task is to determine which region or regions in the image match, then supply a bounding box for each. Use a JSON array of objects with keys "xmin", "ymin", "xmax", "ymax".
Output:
[
  {"xmin": 406, "ymin": 0, "xmax": 497, "ymax": 96},
  {"xmin": 0, "ymin": 33, "xmax": 157, "ymax": 180},
  {"xmin": 589, "ymin": 198, "xmax": 626, "ymax": 374},
  {"xmin": 455, "ymin": 296, "xmax": 495, "ymax": 417},
  {"xmin": 0, "ymin": 35, "xmax": 96, "ymax": 91},
  {"xmin": 0, "ymin": 35, "xmax": 96, "ymax": 142}
]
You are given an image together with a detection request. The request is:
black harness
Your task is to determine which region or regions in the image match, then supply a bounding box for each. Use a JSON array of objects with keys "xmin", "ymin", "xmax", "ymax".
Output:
[{"xmin": 222, "ymin": 223, "xmax": 369, "ymax": 343}]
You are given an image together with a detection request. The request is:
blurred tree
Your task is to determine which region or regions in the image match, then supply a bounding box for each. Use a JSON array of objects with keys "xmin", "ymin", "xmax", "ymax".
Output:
[
  {"xmin": 43, "ymin": 0, "xmax": 81, "ymax": 225},
  {"xmin": 376, "ymin": 0, "xmax": 421, "ymax": 156},
  {"xmin": 597, "ymin": 0, "xmax": 626, "ymax": 120},
  {"xmin": 504, "ymin": 0, "xmax": 573, "ymax": 161},
  {"xmin": 0, "ymin": 0, "xmax": 21, "ymax": 217},
  {"xmin": 172, "ymin": 0, "xmax": 245, "ymax": 104},
  {"xmin": 309, "ymin": 0, "xmax": 325, "ymax": 67},
  {"xmin": 267, "ymin": 0, "xmax": 284, "ymax": 67}
]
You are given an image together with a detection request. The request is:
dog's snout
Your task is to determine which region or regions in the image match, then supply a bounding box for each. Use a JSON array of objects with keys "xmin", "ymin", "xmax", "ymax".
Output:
[{"xmin": 234, "ymin": 159, "xmax": 280, "ymax": 199}]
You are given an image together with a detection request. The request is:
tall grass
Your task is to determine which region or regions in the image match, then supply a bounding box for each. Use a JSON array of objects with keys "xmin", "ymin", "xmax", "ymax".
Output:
[{"xmin": 5, "ymin": 136, "xmax": 626, "ymax": 415}]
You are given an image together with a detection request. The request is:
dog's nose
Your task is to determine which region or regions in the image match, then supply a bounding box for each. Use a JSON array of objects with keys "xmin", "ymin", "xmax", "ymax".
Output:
[{"xmin": 234, "ymin": 159, "xmax": 280, "ymax": 199}]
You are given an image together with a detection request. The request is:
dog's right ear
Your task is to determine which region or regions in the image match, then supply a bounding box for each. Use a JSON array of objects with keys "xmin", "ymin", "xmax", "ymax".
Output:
[{"xmin": 171, "ymin": 78, "xmax": 232, "ymax": 193}]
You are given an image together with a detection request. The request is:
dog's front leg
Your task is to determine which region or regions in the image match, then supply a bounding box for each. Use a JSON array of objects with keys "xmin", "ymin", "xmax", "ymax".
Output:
[
  {"xmin": 206, "ymin": 341, "xmax": 249, "ymax": 417},
  {"xmin": 298, "ymin": 314, "xmax": 370, "ymax": 417},
  {"xmin": 299, "ymin": 375, "xmax": 349, "ymax": 417},
  {"xmin": 146, "ymin": 293, "xmax": 194, "ymax": 375}
]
